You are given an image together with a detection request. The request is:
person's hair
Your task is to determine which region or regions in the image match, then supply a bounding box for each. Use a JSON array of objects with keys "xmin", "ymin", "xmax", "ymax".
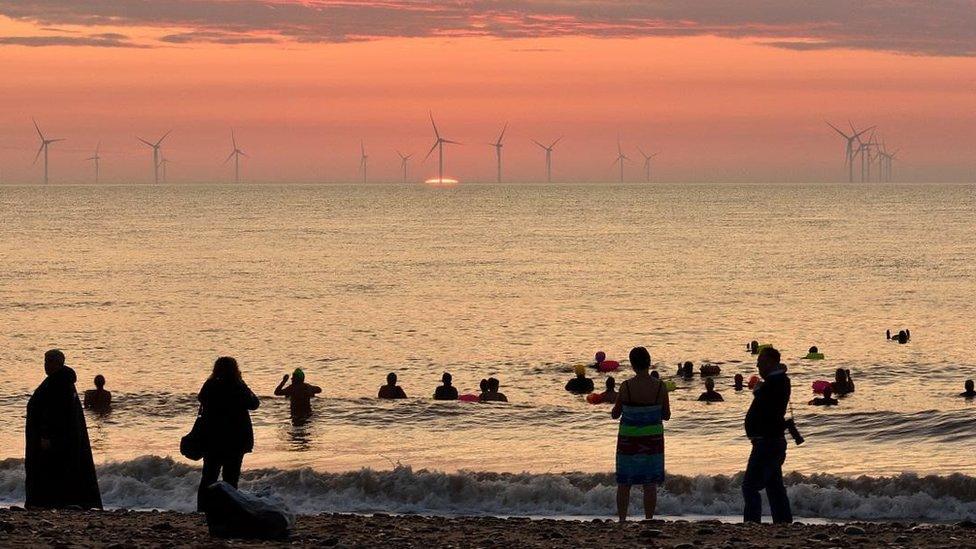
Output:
[
  {"xmin": 479, "ymin": 378, "xmax": 488, "ymax": 392},
  {"xmin": 488, "ymin": 377, "xmax": 500, "ymax": 391},
  {"xmin": 704, "ymin": 377, "xmax": 715, "ymax": 390},
  {"xmin": 94, "ymin": 374, "xmax": 105, "ymax": 388},
  {"xmin": 387, "ymin": 372, "xmax": 397, "ymax": 385},
  {"xmin": 835, "ymin": 368, "xmax": 846, "ymax": 380},
  {"xmin": 211, "ymin": 356, "xmax": 241, "ymax": 381},
  {"xmin": 966, "ymin": 379, "xmax": 974, "ymax": 390},
  {"xmin": 606, "ymin": 376, "xmax": 616, "ymax": 390},
  {"xmin": 734, "ymin": 373, "xmax": 744, "ymax": 382},
  {"xmin": 683, "ymin": 361, "xmax": 693, "ymax": 369},
  {"xmin": 442, "ymin": 372, "xmax": 452, "ymax": 384},
  {"xmin": 757, "ymin": 346, "xmax": 780, "ymax": 365},
  {"xmin": 629, "ymin": 347, "xmax": 651, "ymax": 371},
  {"xmin": 44, "ymin": 349, "xmax": 65, "ymax": 367},
  {"xmin": 650, "ymin": 370, "xmax": 660, "ymax": 379},
  {"xmin": 809, "ymin": 346, "xmax": 818, "ymax": 354}
]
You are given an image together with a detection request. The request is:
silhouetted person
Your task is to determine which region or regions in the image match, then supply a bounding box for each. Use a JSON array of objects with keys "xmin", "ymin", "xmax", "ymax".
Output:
[
  {"xmin": 378, "ymin": 372, "xmax": 407, "ymax": 399},
  {"xmin": 83, "ymin": 374, "xmax": 112, "ymax": 414},
  {"xmin": 477, "ymin": 378, "xmax": 489, "ymax": 401},
  {"xmin": 197, "ymin": 356, "xmax": 259, "ymax": 512},
  {"xmin": 600, "ymin": 377, "xmax": 619, "ymax": 404},
  {"xmin": 25, "ymin": 350, "xmax": 102, "ymax": 510},
  {"xmin": 831, "ymin": 368, "xmax": 855, "ymax": 396},
  {"xmin": 895, "ymin": 330, "xmax": 909, "ymax": 344},
  {"xmin": 886, "ymin": 329, "xmax": 891, "ymax": 340},
  {"xmin": 809, "ymin": 386, "xmax": 838, "ymax": 406},
  {"xmin": 565, "ymin": 364, "xmax": 595, "ymax": 394},
  {"xmin": 961, "ymin": 380, "xmax": 976, "ymax": 399},
  {"xmin": 481, "ymin": 377, "xmax": 508, "ymax": 402},
  {"xmin": 612, "ymin": 346, "xmax": 670, "ymax": 522},
  {"xmin": 274, "ymin": 368, "xmax": 322, "ymax": 421},
  {"xmin": 742, "ymin": 346, "xmax": 793, "ymax": 524},
  {"xmin": 698, "ymin": 377, "xmax": 724, "ymax": 402},
  {"xmin": 749, "ymin": 340, "xmax": 760, "ymax": 354},
  {"xmin": 677, "ymin": 361, "xmax": 694, "ymax": 379},
  {"xmin": 433, "ymin": 372, "xmax": 459, "ymax": 400},
  {"xmin": 734, "ymin": 373, "xmax": 745, "ymax": 391}
]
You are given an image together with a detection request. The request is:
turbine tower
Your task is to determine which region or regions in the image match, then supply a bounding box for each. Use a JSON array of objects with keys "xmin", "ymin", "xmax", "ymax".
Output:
[
  {"xmin": 611, "ymin": 138, "xmax": 630, "ymax": 183},
  {"xmin": 137, "ymin": 130, "xmax": 172, "ymax": 184},
  {"xmin": 397, "ymin": 150, "xmax": 413, "ymax": 184},
  {"xmin": 532, "ymin": 137, "xmax": 562, "ymax": 182},
  {"xmin": 359, "ymin": 140, "xmax": 368, "ymax": 183},
  {"xmin": 224, "ymin": 130, "xmax": 248, "ymax": 184},
  {"xmin": 826, "ymin": 121, "xmax": 873, "ymax": 183},
  {"xmin": 32, "ymin": 118, "xmax": 65, "ymax": 184},
  {"xmin": 424, "ymin": 112, "xmax": 460, "ymax": 183},
  {"xmin": 86, "ymin": 142, "xmax": 101, "ymax": 184},
  {"xmin": 490, "ymin": 123, "xmax": 507, "ymax": 183},
  {"xmin": 638, "ymin": 147, "xmax": 659, "ymax": 182},
  {"xmin": 159, "ymin": 157, "xmax": 171, "ymax": 184}
]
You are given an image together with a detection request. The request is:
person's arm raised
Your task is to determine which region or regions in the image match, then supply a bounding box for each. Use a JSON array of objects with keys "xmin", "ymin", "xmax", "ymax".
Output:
[{"xmin": 274, "ymin": 375, "xmax": 289, "ymax": 396}]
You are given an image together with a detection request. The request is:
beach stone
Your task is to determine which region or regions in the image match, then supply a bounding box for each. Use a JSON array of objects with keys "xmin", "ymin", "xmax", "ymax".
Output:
[
  {"xmin": 672, "ymin": 543, "xmax": 695, "ymax": 549},
  {"xmin": 697, "ymin": 527, "xmax": 716, "ymax": 535},
  {"xmin": 843, "ymin": 525, "xmax": 866, "ymax": 535},
  {"xmin": 894, "ymin": 536, "xmax": 909, "ymax": 543},
  {"xmin": 956, "ymin": 520, "xmax": 976, "ymax": 529},
  {"xmin": 0, "ymin": 520, "xmax": 13, "ymax": 533},
  {"xmin": 640, "ymin": 528, "xmax": 665, "ymax": 539},
  {"xmin": 151, "ymin": 521, "xmax": 175, "ymax": 532}
]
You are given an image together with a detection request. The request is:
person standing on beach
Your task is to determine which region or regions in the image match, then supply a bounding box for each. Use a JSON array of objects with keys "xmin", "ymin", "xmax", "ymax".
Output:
[
  {"xmin": 611, "ymin": 346, "xmax": 670, "ymax": 522},
  {"xmin": 196, "ymin": 357, "xmax": 260, "ymax": 512},
  {"xmin": 742, "ymin": 346, "xmax": 793, "ymax": 524},
  {"xmin": 274, "ymin": 368, "xmax": 322, "ymax": 422},
  {"xmin": 25, "ymin": 349, "xmax": 103, "ymax": 510}
]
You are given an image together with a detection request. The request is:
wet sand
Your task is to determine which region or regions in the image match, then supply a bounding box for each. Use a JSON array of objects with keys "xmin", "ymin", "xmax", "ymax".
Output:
[{"xmin": 2, "ymin": 508, "xmax": 975, "ymax": 548}]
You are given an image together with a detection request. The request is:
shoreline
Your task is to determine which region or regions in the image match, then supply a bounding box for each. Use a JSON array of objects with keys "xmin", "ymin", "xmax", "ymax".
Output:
[{"xmin": 2, "ymin": 509, "xmax": 975, "ymax": 548}]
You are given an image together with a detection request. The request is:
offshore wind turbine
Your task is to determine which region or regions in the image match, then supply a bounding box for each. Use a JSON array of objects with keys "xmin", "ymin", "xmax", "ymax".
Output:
[
  {"xmin": 532, "ymin": 136, "xmax": 562, "ymax": 182},
  {"xmin": 136, "ymin": 130, "xmax": 171, "ymax": 184},
  {"xmin": 826, "ymin": 121, "xmax": 874, "ymax": 183},
  {"xmin": 224, "ymin": 130, "xmax": 248, "ymax": 184},
  {"xmin": 490, "ymin": 123, "xmax": 507, "ymax": 183},
  {"xmin": 396, "ymin": 150, "xmax": 412, "ymax": 183},
  {"xmin": 359, "ymin": 140, "xmax": 368, "ymax": 183},
  {"xmin": 159, "ymin": 157, "xmax": 171, "ymax": 184},
  {"xmin": 424, "ymin": 112, "xmax": 460, "ymax": 183},
  {"xmin": 32, "ymin": 118, "xmax": 65, "ymax": 184},
  {"xmin": 86, "ymin": 142, "xmax": 102, "ymax": 184},
  {"xmin": 611, "ymin": 138, "xmax": 630, "ymax": 183},
  {"xmin": 638, "ymin": 147, "xmax": 659, "ymax": 182}
]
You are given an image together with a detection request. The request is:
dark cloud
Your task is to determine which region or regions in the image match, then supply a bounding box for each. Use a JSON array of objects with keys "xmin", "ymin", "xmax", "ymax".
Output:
[
  {"xmin": 160, "ymin": 31, "xmax": 277, "ymax": 44},
  {"xmin": 0, "ymin": 1, "xmax": 973, "ymax": 56},
  {"xmin": 0, "ymin": 32, "xmax": 146, "ymax": 48}
]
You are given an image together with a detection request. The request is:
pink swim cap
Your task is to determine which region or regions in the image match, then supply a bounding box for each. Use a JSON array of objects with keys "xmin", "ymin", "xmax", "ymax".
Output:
[{"xmin": 595, "ymin": 351, "xmax": 606, "ymax": 363}]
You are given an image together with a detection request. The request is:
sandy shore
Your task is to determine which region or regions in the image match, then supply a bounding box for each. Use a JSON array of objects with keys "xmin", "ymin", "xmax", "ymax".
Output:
[{"xmin": 1, "ymin": 508, "xmax": 975, "ymax": 548}]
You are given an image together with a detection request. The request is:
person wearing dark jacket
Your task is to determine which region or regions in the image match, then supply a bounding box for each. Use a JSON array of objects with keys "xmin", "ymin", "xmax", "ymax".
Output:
[
  {"xmin": 196, "ymin": 356, "xmax": 260, "ymax": 512},
  {"xmin": 742, "ymin": 346, "xmax": 793, "ymax": 524},
  {"xmin": 24, "ymin": 350, "xmax": 103, "ymax": 510}
]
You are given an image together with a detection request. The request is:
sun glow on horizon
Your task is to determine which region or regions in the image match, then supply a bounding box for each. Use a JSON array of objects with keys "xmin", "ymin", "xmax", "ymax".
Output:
[{"xmin": 424, "ymin": 178, "xmax": 460, "ymax": 188}]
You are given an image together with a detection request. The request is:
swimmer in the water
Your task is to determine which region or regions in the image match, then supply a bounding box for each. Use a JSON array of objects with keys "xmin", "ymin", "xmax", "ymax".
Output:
[
  {"xmin": 733, "ymin": 373, "xmax": 745, "ymax": 391},
  {"xmin": 566, "ymin": 364, "xmax": 595, "ymax": 394},
  {"xmin": 378, "ymin": 372, "xmax": 408, "ymax": 399},
  {"xmin": 831, "ymin": 368, "xmax": 855, "ymax": 396},
  {"xmin": 481, "ymin": 377, "xmax": 508, "ymax": 402},
  {"xmin": 697, "ymin": 377, "xmax": 724, "ymax": 402},
  {"xmin": 592, "ymin": 351, "xmax": 608, "ymax": 370},
  {"xmin": 749, "ymin": 340, "xmax": 760, "ymax": 355},
  {"xmin": 894, "ymin": 330, "xmax": 909, "ymax": 344},
  {"xmin": 886, "ymin": 329, "xmax": 891, "ymax": 340},
  {"xmin": 83, "ymin": 374, "xmax": 112, "ymax": 414},
  {"xmin": 676, "ymin": 361, "xmax": 694, "ymax": 379},
  {"xmin": 274, "ymin": 368, "xmax": 322, "ymax": 421},
  {"xmin": 809, "ymin": 386, "xmax": 839, "ymax": 406},
  {"xmin": 961, "ymin": 380, "xmax": 976, "ymax": 399},
  {"xmin": 433, "ymin": 372, "xmax": 459, "ymax": 401},
  {"xmin": 601, "ymin": 377, "xmax": 618, "ymax": 404},
  {"xmin": 478, "ymin": 378, "xmax": 490, "ymax": 401}
]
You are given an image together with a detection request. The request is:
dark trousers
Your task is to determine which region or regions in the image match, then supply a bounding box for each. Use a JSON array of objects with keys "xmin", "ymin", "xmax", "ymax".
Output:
[
  {"xmin": 197, "ymin": 453, "xmax": 244, "ymax": 512},
  {"xmin": 742, "ymin": 437, "xmax": 793, "ymax": 523}
]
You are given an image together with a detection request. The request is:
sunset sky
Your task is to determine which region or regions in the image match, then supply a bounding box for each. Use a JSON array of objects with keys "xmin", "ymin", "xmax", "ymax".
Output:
[{"xmin": 1, "ymin": 1, "xmax": 974, "ymax": 184}]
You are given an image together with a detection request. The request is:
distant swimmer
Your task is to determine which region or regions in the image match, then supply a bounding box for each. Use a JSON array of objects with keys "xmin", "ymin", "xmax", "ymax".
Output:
[
  {"xmin": 831, "ymin": 368, "xmax": 855, "ymax": 396},
  {"xmin": 961, "ymin": 380, "xmax": 976, "ymax": 399},
  {"xmin": 83, "ymin": 374, "xmax": 112, "ymax": 414},
  {"xmin": 593, "ymin": 351, "xmax": 620, "ymax": 372},
  {"xmin": 697, "ymin": 377, "xmax": 724, "ymax": 402},
  {"xmin": 888, "ymin": 329, "xmax": 910, "ymax": 344},
  {"xmin": 481, "ymin": 377, "xmax": 508, "ymax": 402},
  {"xmin": 677, "ymin": 361, "xmax": 694, "ymax": 379},
  {"xmin": 566, "ymin": 364, "xmax": 595, "ymax": 394},
  {"xmin": 601, "ymin": 377, "xmax": 618, "ymax": 404},
  {"xmin": 378, "ymin": 372, "xmax": 408, "ymax": 399},
  {"xmin": 733, "ymin": 373, "xmax": 745, "ymax": 391},
  {"xmin": 274, "ymin": 368, "xmax": 322, "ymax": 420},
  {"xmin": 433, "ymin": 372, "xmax": 459, "ymax": 401},
  {"xmin": 749, "ymin": 341, "xmax": 760, "ymax": 355},
  {"xmin": 809, "ymin": 386, "xmax": 838, "ymax": 406},
  {"xmin": 804, "ymin": 347, "xmax": 825, "ymax": 360}
]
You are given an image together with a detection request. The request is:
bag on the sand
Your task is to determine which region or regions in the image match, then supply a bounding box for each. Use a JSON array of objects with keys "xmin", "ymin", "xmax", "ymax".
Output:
[
  {"xmin": 180, "ymin": 408, "xmax": 207, "ymax": 461},
  {"xmin": 205, "ymin": 481, "xmax": 294, "ymax": 540}
]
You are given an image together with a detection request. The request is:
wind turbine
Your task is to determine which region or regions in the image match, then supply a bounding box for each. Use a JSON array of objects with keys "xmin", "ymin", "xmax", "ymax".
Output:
[
  {"xmin": 611, "ymin": 138, "xmax": 630, "ymax": 183},
  {"xmin": 826, "ymin": 121, "xmax": 874, "ymax": 183},
  {"xmin": 424, "ymin": 112, "xmax": 460, "ymax": 183},
  {"xmin": 32, "ymin": 118, "xmax": 65, "ymax": 184},
  {"xmin": 359, "ymin": 140, "xmax": 368, "ymax": 183},
  {"xmin": 86, "ymin": 142, "xmax": 101, "ymax": 184},
  {"xmin": 637, "ymin": 147, "xmax": 659, "ymax": 182},
  {"xmin": 396, "ymin": 150, "xmax": 413, "ymax": 183},
  {"xmin": 490, "ymin": 123, "xmax": 507, "ymax": 183},
  {"xmin": 159, "ymin": 157, "xmax": 171, "ymax": 184},
  {"xmin": 532, "ymin": 136, "xmax": 562, "ymax": 182},
  {"xmin": 136, "ymin": 130, "xmax": 172, "ymax": 184},
  {"xmin": 224, "ymin": 130, "xmax": 248, "ymax": 184}
]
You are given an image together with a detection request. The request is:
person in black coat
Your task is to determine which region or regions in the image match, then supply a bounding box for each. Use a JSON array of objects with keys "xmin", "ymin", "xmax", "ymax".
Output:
[
  {"xmin": 196, "ymin": 356, "xmax": 260, "ymax": 512},
  {"xmin": 25, "ymin": 349, "xmax": 103, "ymax": 510}
]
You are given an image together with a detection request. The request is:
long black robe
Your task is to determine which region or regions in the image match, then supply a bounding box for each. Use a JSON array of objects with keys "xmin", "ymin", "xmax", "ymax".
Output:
[{"xmin": 25, "ymin": 365, "xmax": 103, "ymax": 509}]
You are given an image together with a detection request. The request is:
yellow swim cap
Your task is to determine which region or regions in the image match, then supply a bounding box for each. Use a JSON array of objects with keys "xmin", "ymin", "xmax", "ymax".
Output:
[{"xmin": 574, "ymin": 364, "xmax": 587, "ymax": 376}]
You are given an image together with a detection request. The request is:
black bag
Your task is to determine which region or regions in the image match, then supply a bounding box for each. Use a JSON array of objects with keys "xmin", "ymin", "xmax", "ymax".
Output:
[
  {"xmin": 180, "ymin": 407, "xmax": 207, "ymax": 461},
  {"xmin": 205, "ymin": 481, "xmax": 294, "ymax": 540}
]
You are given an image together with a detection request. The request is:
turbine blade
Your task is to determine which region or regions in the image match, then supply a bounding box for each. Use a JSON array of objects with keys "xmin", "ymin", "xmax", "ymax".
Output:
[
  {"xmin": 532, "ymin": 139, "xmax": 546, "ymax": 150},
  {"xmin": 443, "ymin": 139, "xmax": 462, "ymax": 145},
  {"xmin": 423, "ymin": 141, "xmax": 438, "ymax": 161},
  {"xmin": 497, "ymin": 122, "xmax": 508, "ymax": 144},
  {"xmin": 137, "ymin": 137, "xmax": 154, "ymax": 148},
  {"xmin": 551, "ymin": 136, "xmax": 563, "ymax": 148},
  {"xmin": 429, "ymin": 112, "xmax": 440, "ymax": 139},
  {"xmin": 825, "ymin": 121, "xmax": 850, "ymax": 139},
  {"xmin": 224, "ymin": 150, "xmax": 236, "ymax": 164},
  {"xmin": 156, "ymin": 129, "xmax": 173, "ymax": 146},
  {"xmin": 231, "ymin": 130, "xmax": 237, "ymax": 150},
  {"xmin": 32, "ymin": 118, "xmax": 45, "ymax": 140},
  {"xmin": 32, "ymin": 144, "xmax": 44, "ymax": 165}
]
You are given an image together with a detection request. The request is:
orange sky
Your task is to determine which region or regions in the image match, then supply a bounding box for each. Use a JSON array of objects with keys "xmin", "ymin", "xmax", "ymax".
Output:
[{"xmin": 1, "ymin": 2, "xmax": 974, "ymax": 183}]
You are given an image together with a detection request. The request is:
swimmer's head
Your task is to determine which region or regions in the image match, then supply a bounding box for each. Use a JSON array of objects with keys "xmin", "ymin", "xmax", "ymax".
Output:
[
  {"xmin": 574, "ymin": 364, "xmax": 587, "ymax": 377},
  {"xmin": 211, "ymin": 356, "xmax": 241, "ymax": 381},
  {"xmin": 757, "ymin": 347, "xmax": 781, "ymax": 376},
  {"xmin": 629, "ymin": 347, "xmax": 651, "ymax": 372},
  {"xmin": 480, "ymin": 378, "xmax": 488, "ymax": 392},
  {"xmin": 44, "ymin": 349, "xmax": 65, "ymax": 375},
  {"xmin": 734, "ymin": 373, "xmax": 744, "ymax": 385},
  {"xmin": 488, "ymin": 377, "xmax": 500, "ymax": 391},
  {"xmin": 94, "ymin": 374, "xmax": 106, "ymax": 388},
  {"xmin": 683, "ymin": 361, "xmax": 693, "ymax": 369},
  {"xmin": 704, "ymin": 378, "xmax": 715, "ymax": 391},
  {"xmin": 442, "ymin": 372, "xmax": 452, "ymax": 385},
  {"xmin": 606, "ymin": 376, "xmax": 616, "ymax": 390},
  {"xmin": 650, "ymin": 370, "xmax": 660, "ymax": 379},
  {"xmin": 292, "ymin": 368, "xmax": 305, "ymax": 383},
  {"xmin": 809, "ymin": 346, "xmax": 818, "ymax": 354},
  {"xmin": 595, "ymin": 351, "xmax": 606, "ymax": 363},
  {"xmin": 750, "ymin": 340, "xmax": 759, "ymax": 352},
  {"xmin": 387, "ymin": 372, "xmax": 398, "ymax": 386},
  {"xmin": 835, "ymin": 368, "xmax": 846, "ymax": 382},
  {"xmin": 966, "ymin": 380, "xmax": 974, "ymax": 392}
]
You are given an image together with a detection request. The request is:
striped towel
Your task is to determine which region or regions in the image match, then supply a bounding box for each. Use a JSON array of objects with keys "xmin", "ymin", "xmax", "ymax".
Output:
[{"xmin": 615, "ymin": 405, "xmax": 665, "ymax": 485}]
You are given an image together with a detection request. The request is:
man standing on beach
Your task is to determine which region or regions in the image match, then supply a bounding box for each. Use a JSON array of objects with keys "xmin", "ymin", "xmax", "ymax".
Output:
[
  {"xmin": 24, "ymin": 349, "xmax": 103, "ymax": 510},
  {"xmin": 742, "ymin": 346, "xmax": 792, "ymax": 523}
]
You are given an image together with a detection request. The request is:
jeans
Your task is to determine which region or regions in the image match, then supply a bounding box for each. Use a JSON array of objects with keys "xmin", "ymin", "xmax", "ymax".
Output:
[
  {"xmin": 197, "ymin": 453, "xmax": 244, "ymax": 512},
  {"xmin": 742, "ymin": 437, "xmax": 792, "ymax": 523}
]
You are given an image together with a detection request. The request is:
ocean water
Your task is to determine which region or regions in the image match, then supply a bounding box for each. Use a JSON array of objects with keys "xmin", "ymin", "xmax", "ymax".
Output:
[{"xmin": 1, "ymin": 183, "xmax": 975, "ymax": 518}]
